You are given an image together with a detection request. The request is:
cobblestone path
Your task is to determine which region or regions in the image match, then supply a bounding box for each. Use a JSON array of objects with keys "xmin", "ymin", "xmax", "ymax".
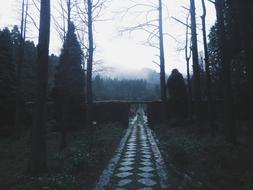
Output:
[{"xmin": 94, "ymin": 105, "xmax": 169, "ymax": 190}]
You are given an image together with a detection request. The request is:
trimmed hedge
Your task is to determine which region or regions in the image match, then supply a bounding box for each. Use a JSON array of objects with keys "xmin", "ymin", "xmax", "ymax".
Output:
[{"xmin": 92, "ymin": 101, "xmax": 131, "ymax": 126}]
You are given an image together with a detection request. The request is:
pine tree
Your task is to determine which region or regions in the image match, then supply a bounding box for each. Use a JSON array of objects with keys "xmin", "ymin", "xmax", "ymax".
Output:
[
  {"xmin": 52, "ymin": 22, "xmax": 85, "ymax": 148},
  {"xmin": 0, "ymin": 28, "xmax": 16, "ymax": 130},
  {"xmin": 167, "ymin": 69, "xmax": 188, "ymax": 118}
]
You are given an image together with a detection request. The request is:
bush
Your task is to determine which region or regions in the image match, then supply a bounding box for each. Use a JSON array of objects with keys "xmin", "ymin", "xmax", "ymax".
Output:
[{"xmin": 15, "ymin": 174, "xmax": 76, "ymax": 190}]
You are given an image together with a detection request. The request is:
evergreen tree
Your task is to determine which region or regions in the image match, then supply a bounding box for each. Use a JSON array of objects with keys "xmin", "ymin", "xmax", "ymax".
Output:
[
  {"xmin": 167, "ymin": 69, "xmax": 188, "ymax": 118},
  {"xmin": 0, "ymin": 28, "xmax": 16, "ymax": 130},
  {"xmin": 52, "ymin": 22, "xmax": 85, "ymax": 132}
]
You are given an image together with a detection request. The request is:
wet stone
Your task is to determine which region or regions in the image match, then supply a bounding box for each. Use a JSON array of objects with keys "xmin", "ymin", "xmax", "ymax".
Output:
[
  {"xmin": 127, "ymin": 145, "xmax": 136, "ymax": 148},
  {"xmin": 138, "ymin": 172, "xmax": 155, "ymax": 178},
  {"xmin": 142, "ymin": 154, "xmax": 151, "ymax": 159},
  {"xmin": 128, "ymin": 143, "xmax": 136, "ymax": 146},
  {"xmin": 124, "ymin": 154, "xmax": 135, "ymax": 158},
  {"xmin": 142, "ymin": 150, "xmax": 151, "ymax": 154},
  {"xmin": 139, "ymin": 166, "xmax": 155, "ymax": 172},
  {"xmin": 125, "ymin": 151, "xmax": 136, "ymax": 154},
  {"xmin": 137, "ymin": 187, "xmax": 153, "ymax": 190},
  {"xmin": 116, "ymin": 188, "xmax": 127, "ymax": 190},
  {"xmin": 122, "ymin": 158, "xmax": 134, "ymax": 162},
  {"xmin": 120, "ymin": 161, "xmax": 134, "ymax": 166},
  {"xmin": 138, "ymin": 178, "xmax": 157, "ymax": 186},
  {"xmin": 115, "ymin": 172, "xmax": 133, "ymax": 178},
  {"xmin": 141, "ymin": 158, "xmax": 151, "ymax": 162},
  {"xmin": 140, "ymin": 161, "xmax": 152, "ymax": 166},
  {"xmin": 118, "ymin": 179, "xmax": 132, "ymax": 187},
  {"xmin": 119, "ymin": 166, "xmax": 133, "ymax": 172}
]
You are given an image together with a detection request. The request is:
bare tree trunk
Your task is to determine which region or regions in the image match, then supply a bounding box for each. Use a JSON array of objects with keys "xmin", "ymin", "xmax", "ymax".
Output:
[
  {"xmin": 215, "ymin": 0, "xmax": 236, "ymax": 145},
  {"xmin": 158, "ymin": 0, "xmax": 167, "ymax": 121},
  {"xmin": 201, "ymin": 0, "xmax": 215, "ymax": 133},
  {"xmin": 86, "ymin": 0, "xmax": 94, "ymax": 126},
  {"xmin": 15, "ymin": 0, "xmax": 26, "ymax": 135},
  {"xmin": 67, "ymin": 0, "xmax": 71, "ymax": 30},
  {"xmin": 185, "ymin": 14, "xmax": 192, "ymax": 119},
  {"xmin": 31, "ymin": 0, "xmax": 51, "ymax": 175},
  {"xmin": 190, "ymin": 0, "xmax": 202, "ymax": 124}
]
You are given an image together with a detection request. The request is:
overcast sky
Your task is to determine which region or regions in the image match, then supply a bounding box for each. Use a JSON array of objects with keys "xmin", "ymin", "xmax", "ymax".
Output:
[{"xmin": 0, "ymin": 0, "xmax": 216, "ymax": 75}]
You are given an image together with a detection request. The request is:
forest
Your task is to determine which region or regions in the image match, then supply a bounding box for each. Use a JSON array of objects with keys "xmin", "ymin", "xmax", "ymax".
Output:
[{"xmin": 0, "ymin": 0, "xmax": 253, "ymax": 190}]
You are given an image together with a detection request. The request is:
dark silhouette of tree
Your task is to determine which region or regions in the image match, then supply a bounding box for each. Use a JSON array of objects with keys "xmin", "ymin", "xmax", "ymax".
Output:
[
  {"xmin": 190, "ymin": 0, "xmax": 202, "ymax": 124},
  {"xmin": 167, "ymin": 69, "xmax": 188, "ymax": 118},
  {"xmin": 31, "ymin": 0, "xmax": 51, "ymax": 175},
  {"xmin": 0, "ymin": 28, "xmax": 16, "ymax": 131},
  {"xmin": 214, "ymin": 0, "xmax": 236, "ymax": 144},
  {"xmin": 233, "ymin": 0, "xmax": 253, "ymax": 124},
  {"xmin": 201, "ymin": 0, "xmax": 215, "ymax": 132},
  {"xmin": 184, "ymin": 14, "xmax": 193, "ymax": 119},
  {"xmin": 52, "ymin": 22, "xmax": 85, "ymax": 149},
  {"xmin": 15, "ymin": 0, "xmax": 29, "ymax": 134},
  {"xmin": 158, "ymin": 0, "xmax": 167, "ymax": 121},
  {"xmin": 86, "ymin": 0, "xmax": 94, "ymax": 126}
]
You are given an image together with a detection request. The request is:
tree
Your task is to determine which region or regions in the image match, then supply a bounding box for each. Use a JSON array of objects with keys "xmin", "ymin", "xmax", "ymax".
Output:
[
  {"xmin": 52, "ymin": 22, "xmax": 85, "ymax": 149},
  {"xmin": 201, "ymin": 0, "xmax": 214, "ymax": 131},
  {"xmin": 190, "ymin": 0, "xmax": 202, "ymax": 124},
  {"xmin": 167, "ymin": 69, "xmax": 188, "ymax": 118},
  {"xmin": 184, "ymin": 13, "xmax": 193, "ymax": 119},
  {"xmin": 0, "ymin": 28, "xmax": 16, "ymax": 131},
  {"xmin": 214, "ymin": 0, "xmax": 236, "ymax": 144},
  {"xmin": 86, "ymin": 0, "xmax": 94, "ymax": 126},
  {"xmin": 74, "ymin": 0, "xmax": 108, "ymax": 125},
  {"xmin": 158, "ymin": 0, "xmax": 167, "ymax": 120},
  {"xmin": 31, "ymin": 0, "xmax": 51, "ymax": 174},
  {"xmin": 233, "ymin": 0, "xmax": 253, "ymax": 123},
  {"xmin": 15, "ymin": 0, "xmax": 29, "ymax": 133},
  {"xmin": 119, "ymin": 0, "xmax": 167, "ymax": 120}
]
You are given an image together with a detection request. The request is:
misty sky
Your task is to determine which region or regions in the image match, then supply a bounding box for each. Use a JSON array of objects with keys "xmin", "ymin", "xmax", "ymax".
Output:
[{"xmin": 0, "ymin": 0, "xmax": 216, "ymax": 75}]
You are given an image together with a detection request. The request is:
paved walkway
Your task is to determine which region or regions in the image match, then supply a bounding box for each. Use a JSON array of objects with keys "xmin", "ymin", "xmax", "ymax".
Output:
[{"xmin": 94, "ymin": 105, "xmax": 169, "ymax": 190}]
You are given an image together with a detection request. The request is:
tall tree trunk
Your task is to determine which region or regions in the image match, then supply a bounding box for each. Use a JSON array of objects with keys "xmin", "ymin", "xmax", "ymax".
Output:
[
  {"xmin": 215, "ymin": 0, "xmax": 236, "ymax": 144},
  {"xmin": 15, "ymin": 0, "xmax": 26, "ymax": 135},
  {"xmin": 31, "ymin": 0, "xmax": 51, "ymax": 175},
  {"xmin": 201, "ymin": 0, "xmax": 215, "ymax": 132},
  {"xmin": 235, "ymin": 0, "xmax": 253, "ymax": 124},
  {"xmin": 158, "ymin": 0, "xmax": 167, "ymax": 120},
  {"xmin": 67, "ymin": 0, "xmax": 71, "ymax": 30},
  {"xmin": 86, "ymin": 0, "xmax": 94, "ymax": 126},
  {"xmin": 185, "ymin": 14, "xmax": 192, "ymax": 119},
  {"xmin": 190, "ymin": 0, "xmax": 201, "ymax": 124}
]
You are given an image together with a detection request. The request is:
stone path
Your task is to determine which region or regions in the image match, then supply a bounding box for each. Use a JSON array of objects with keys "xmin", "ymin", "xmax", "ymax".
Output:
[{"xmin": 94, "ymin": 105, "xmax": 169, "ymax": 190}]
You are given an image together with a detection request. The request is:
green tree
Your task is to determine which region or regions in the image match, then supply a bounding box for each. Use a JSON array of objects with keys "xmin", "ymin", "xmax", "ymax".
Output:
[
  {"xmin": 52, "ymin": 22, "xmax": 85, "ymax": 149},
  {"xmin": 167, "ymin": 69, "xmax": 188, "ymax": 118},
  {"xmin": 0, "ymin": 28, "xmax": 16, "ymax": 131}
]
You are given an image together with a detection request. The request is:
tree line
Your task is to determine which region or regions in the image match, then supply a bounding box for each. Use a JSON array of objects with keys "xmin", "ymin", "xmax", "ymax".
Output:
[{"xmin": 93, "ymin": 75, "xmax": 160, "ymax": 101}]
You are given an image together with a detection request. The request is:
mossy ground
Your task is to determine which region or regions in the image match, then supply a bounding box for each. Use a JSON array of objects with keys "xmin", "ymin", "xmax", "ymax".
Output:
[
  {"xmin": 155, "ymin": 120, "xmax": 253, "ymax": 190},
  {"xmin": 0, "ymin": 122, "xmax": 125, "ymax": 190}
]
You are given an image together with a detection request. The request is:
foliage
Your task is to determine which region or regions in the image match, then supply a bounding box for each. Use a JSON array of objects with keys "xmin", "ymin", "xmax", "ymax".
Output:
[
  {"xmin": 52, "ymin": 22, "xmax": 85, "ymax": 129},
  {"xmin": 93, "ymin": 75, "xmax": 160, "ymax": 101},
  {"xmin": 0, "ymin": 27, "xmax": 16, "ymax": 129},
  {"xmin": 156, "ymin": 123, "xmax": 253, "ymax": 190},
  {"xmin": 167, "ymin": 69, "xmax": 187, "ymax": 118},
  {"xmin": 15, "ymin": 175, "xmax": 76, "ymax": 190}
]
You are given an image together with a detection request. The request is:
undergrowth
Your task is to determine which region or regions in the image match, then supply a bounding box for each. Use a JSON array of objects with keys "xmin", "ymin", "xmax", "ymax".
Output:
[{"xmin": 155, "ymin": 122, "xmax": 253, "ymax": 190}]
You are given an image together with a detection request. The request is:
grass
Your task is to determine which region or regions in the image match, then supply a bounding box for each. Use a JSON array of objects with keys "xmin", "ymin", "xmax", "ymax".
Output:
[
  {"xmin": 0, "ymin": 122, "xmax": 125, "ymax": 190},
  {"xmin": 155, "ymin": 121, "xmax": 253, "ymax": 190}
]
